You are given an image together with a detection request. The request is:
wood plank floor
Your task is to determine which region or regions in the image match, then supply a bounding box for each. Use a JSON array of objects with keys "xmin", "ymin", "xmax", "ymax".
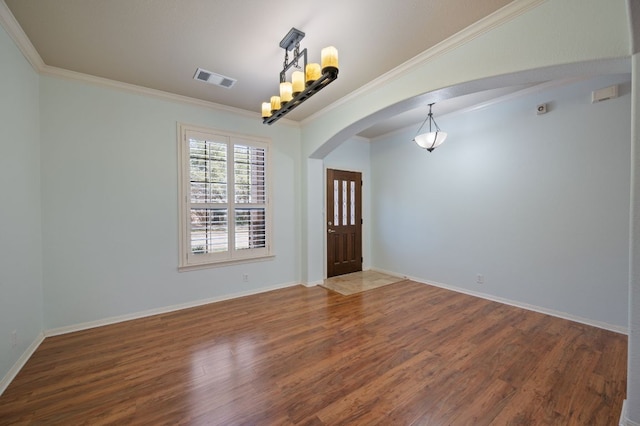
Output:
[{"xmin": 0, "ymin": 281, "xmax": 627, "ymax": 425}]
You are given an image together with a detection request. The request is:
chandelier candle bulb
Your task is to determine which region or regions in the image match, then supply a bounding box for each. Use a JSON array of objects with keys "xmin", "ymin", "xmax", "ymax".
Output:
[
  {"xmin": 280, "ymin": 82, "xmax": 293, "ymax": 103},
  {"xmin": 261, "ymin": 102, "xmax": 271, "ymax": 118},
  {"xmin": 321, "ymin": 46, "xmax": 339, "ymax": 72},
  {"xmin": 270, "ymin": 95, "xmax": 281, "ymax": 112},
  {"xmin": 292, "ymin": 71, "xmax": 304, "ymax": 95},
  {"xmin": 305, "ymin": 63, "xmax": 321, "ymax": 85}
]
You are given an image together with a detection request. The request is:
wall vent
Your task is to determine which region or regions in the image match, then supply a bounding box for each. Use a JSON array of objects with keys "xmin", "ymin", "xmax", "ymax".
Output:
[{"xmin": 193, "ymin": 68, "xmax": 236, "ymax": 89}]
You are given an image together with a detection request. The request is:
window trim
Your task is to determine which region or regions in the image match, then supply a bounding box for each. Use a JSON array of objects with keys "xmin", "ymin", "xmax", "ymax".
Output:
[{"xmin": 177, "ymin": 123, "xmax": 273, "ymax": 271}]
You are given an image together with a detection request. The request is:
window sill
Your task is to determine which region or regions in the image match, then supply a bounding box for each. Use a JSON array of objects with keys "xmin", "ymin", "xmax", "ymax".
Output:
[{"xmin": 178, "ymin": 254, "xmax": 275, "ymax": 272}]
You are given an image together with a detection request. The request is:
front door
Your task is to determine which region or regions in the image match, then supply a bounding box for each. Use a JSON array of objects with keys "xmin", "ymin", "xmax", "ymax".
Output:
[{"xmin": 326, "ymin": 169, "xmax": 362, "ymax": 277}]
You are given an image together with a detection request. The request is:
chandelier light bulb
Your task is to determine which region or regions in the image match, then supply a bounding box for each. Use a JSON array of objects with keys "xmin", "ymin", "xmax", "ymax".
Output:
[
  {"xmin": 261, "ymin": 102, "xmax": 271, "ymax": 118},
  {"xmin": 280, "ymin": 82, "xmax": 293, "ymax": 103},
  {"xmin": 305, "ymin": 63, "xmax": 321, "ymax": 85},
  {"xmin": 321, "ymin": 46, "xmax": 339, "ymax": 72},
  {"xmin": 270, "ymin": 96, "xmax": 281, "ymax": 112},
  {"xmin": 292, "ymin": 71, "xmax": 304, "ymax": 95}
]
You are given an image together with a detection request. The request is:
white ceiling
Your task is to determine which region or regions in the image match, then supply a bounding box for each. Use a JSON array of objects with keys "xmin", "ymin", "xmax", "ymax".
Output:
[{"xmin": 3, "ymin": 0, "xmax": 522, "ymax": 138}]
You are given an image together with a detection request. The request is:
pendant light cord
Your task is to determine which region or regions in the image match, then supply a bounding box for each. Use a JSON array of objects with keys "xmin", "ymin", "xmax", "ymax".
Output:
[{"xmin": 413, "ymin": 103, "xmax": 438, "ymax": 140}]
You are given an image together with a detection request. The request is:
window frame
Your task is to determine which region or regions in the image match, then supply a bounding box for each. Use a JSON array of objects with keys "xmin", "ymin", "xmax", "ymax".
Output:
[{"xmin": 178, "ymin": 123, "xmax": 273, "ymax": 271}]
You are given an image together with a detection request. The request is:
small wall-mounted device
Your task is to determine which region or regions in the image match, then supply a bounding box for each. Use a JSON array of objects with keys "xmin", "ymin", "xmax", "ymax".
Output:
[
  {"xmin": 536, "ymin": 103, "xmax": 547, "ymax": 115},
  {"xmin": 592, "ymin": 85, "xmax": 618, "ymax": 103}
]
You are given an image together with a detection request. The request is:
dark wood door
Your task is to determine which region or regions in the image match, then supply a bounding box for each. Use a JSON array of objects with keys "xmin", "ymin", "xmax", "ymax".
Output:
[{"xmin": 327, "ymin": 169, "xmax": 362, "ymax": 277}]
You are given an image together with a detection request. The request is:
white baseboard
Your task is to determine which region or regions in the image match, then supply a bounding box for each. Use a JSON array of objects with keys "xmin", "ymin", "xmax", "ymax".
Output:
[
  {"xmin": 0, "ymin": 332, "xmax": 45, "ymax": 396},
  {"xmin": 2, "ymin": 272, "xmax": 627, "ymax": 399},
  {"xmin": 2, "ymin": 281, "xmax": 300, "ymax": 396},
  {"xmin": 370, "ymin": 267, "xmax": 628, "ymax": 335},
  {"xmin": 620, "ymin": 400, "xmax": 640, "ymax": 426},
  {"xmin": 303, "ymin": 280, "xmax": 324, "ymax": 287},
  {"xmin": 45, "ymin": 281, "xmax": 300, "ymax": 337}
]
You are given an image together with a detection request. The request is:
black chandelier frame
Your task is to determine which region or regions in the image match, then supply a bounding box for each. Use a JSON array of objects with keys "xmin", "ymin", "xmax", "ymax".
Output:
[{"xmin": 263, "ymin": 28, "xmax": 338, "ymax": 125}]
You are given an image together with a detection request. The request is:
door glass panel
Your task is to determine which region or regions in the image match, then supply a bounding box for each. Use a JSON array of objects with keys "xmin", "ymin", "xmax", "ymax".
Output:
[
  {"xmin": 350, "ymin": 181, "xmax": 356, "ymax": 225},
  {"xmin": 334, "ymin": 179, "xmax": 339, "ymax": 226},
  {"xmin": 342, "ymin": 180, "xmax": 347, "ymax": 226}
]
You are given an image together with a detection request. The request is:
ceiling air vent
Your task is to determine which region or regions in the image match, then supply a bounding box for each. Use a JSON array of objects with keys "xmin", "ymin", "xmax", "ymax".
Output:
[{"xmin": 193, "ymin": 68, "xmax": 236, "ymax": 89}]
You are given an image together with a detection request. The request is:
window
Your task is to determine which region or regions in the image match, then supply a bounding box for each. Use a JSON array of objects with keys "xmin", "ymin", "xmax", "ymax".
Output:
[{"xmin": 178, "ymin": 124, "xmax": 272, "ymax": 269}]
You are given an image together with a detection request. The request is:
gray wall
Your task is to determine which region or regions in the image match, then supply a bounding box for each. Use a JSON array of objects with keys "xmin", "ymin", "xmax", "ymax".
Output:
[
  {"xmin": 0, "ymin": 24, "xmax": 43, "ymax": 384},
  {"xmin": 371, "ymin": 75, "xmax": 631, "ymax": 328}
]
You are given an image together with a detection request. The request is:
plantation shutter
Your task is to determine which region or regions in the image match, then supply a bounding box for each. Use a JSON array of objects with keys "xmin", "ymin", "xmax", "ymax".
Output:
[
  {"xmin": 234, "ymin": 143, "xmax": 267, "ymax": 250},
  {"xmin": 180, "ymin": 125, "xmax": 271, "ymax": 269}
]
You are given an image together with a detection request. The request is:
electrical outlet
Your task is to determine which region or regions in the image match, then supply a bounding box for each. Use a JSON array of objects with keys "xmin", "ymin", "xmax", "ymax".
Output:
[
  {"xmin": 11, "ymin": 330, "xmax": 17, "ymax": 348},
  {"xmin": 476, "ymin": 274, "xmax": 484, "ymax": 284},
  {"xmin": 242, "ymin": 273, "xmax": 249, "ymax": 282}
]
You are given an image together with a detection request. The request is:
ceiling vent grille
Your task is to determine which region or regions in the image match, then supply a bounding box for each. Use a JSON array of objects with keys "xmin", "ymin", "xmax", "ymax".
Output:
[{"xmin": 193, "ymin": 68, "xmax": 236, "ymax": 89}]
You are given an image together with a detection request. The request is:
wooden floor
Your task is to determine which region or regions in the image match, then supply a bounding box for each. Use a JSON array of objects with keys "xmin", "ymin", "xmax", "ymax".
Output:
[{"xmin": 0, "ymin": 281, "xmax": 627, "ymax": 425}]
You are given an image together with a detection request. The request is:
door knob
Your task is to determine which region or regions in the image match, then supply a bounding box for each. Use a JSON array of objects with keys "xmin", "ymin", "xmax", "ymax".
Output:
[{"xmin": 328, "ymin": 229, "xmax": 336, "ymax": 233}]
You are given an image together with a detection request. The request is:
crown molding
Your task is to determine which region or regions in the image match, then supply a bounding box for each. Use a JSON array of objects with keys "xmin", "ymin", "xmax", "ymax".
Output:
[
  {"xmin": 301, "ymin": 0, "xmax": 546, "ymax": 127},
  {"xmin": 0, "ymin": 1, "xmax": 299, "ymax": 128},
  {"xmin": 39, "ymin": 64, "xmax": 301, "ymax": 126},
  {"xmin": 0, "ymin": 0, "xmax": 44, "ymax": 70},
  {"xmin": 1, "ymin": 0, "xmax": 544, "ymax": 128},
  {"xmin": 1, "ymin": 0, "xmax": 543, "ymax": 129}
]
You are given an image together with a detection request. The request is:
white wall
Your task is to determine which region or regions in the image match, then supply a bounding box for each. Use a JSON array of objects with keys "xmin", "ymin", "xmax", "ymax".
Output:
[
  {"xmin": 371, "ymin": 75, "xmax": 631, "ymax": 328},
  {"xmin": 303, "ymin": 158, "xmax": 324, "ymax": 285},
  {"xmin": 627, "ymin": 51, "xmax": 640, "ymax": 424},
  {"xmin": 324, "ymin": 137, "xmax": 372, "ymax": 271},
  {"xmin": 0, "ymin": 24, "xmax": 43, "ymax": 385},
  {"xmin": 39, "ymin": 75, "xmax": 302, "ymax": 330}
]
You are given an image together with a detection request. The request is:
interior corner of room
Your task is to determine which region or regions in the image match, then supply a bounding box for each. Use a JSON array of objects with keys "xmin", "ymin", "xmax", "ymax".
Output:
[{"xmin": 1, "ymin": 0, "xmax": 639, "ymax": 423}]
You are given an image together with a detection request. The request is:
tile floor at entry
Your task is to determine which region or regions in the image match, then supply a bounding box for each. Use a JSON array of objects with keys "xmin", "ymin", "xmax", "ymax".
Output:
[{"xmin": 321, "ymin": 270, "xmax": 402, "ymax": 295}]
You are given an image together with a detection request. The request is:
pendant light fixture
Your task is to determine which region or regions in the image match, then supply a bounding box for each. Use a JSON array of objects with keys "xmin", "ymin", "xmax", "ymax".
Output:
[
  {"xmin": 261, "ymin": 28, "xmax": 339, "ymax": 125},
  {"xmin": 413, "ymin": 103, "xmax": 447, "ymax": 152}
]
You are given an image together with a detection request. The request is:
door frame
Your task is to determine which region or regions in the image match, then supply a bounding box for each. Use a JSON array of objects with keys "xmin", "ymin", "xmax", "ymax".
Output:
[{"xmin": 325, "ymin": 168, "xmax": 363, "ymax": 278}]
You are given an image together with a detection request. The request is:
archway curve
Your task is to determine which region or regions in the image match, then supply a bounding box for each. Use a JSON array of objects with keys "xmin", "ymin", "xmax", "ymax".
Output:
[{"xmin": 310, "ymin": 57, "xmax": 630, "ymax": 160}]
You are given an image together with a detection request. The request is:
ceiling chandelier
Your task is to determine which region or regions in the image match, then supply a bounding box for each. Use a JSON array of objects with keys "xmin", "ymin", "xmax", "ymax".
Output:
[
  {"xmin": 261, "ymin": 28, "xmax": 339, "ymax": 125},
  {"xmin": 413, "ymin": 103, "xmax": 447, "ymax": 152}
]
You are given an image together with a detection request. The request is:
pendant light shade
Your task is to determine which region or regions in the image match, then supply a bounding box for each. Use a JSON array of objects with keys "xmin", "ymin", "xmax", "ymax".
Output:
[
  {"xmin": 414, "ymin": 131, "xmax": 447, "ymax": 152},
  {"xmin": 413, "ymin": 103, "xmax": 447, "ymax": 152}
]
